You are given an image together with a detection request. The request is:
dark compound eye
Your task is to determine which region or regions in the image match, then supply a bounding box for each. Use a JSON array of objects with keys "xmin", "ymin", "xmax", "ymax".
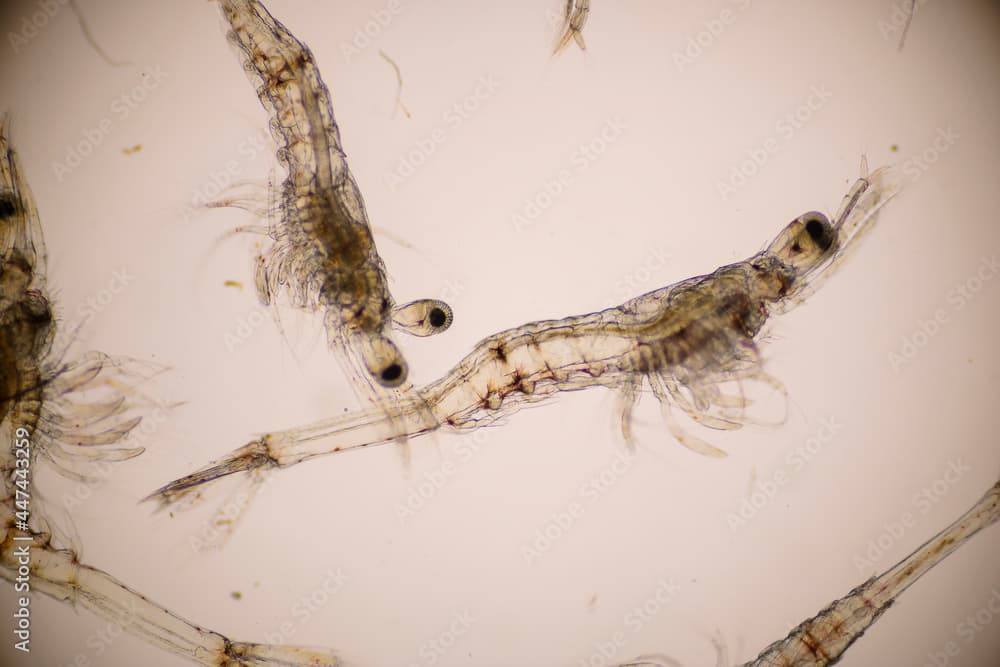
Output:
[
  {"xmin": 22, "ymin": 294, "xmax": 52, "ymax": 323},
  {"xmin": 805, "ymin": 217, "xmax": 834, "ymax": 252},
  {"xmin": 380, "ymin": 363, "xmax": 404, "ymax": 384},
  {"xmin": 428, "ymin": 307, "xmax": 447, "ymax": 328},
  {"xmin": 0, "ymin": 192, "xmax": 17, "ymax": 219}
]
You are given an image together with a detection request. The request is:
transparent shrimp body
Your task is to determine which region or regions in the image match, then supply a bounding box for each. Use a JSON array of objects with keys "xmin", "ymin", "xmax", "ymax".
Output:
[
  {"xmin": 0, "ymin": 118, "xmax": 156, "ymax": 495},
  {"xmin": 148, "ymin": 164, "xmax": 897, "ymax": 511},
  {"xmin": 742, "ymin": 480, "xmax": 999, "ymax": 666},
  {"xmin": 1, "ymin": 119, "xmax": 341, "ymax": 667},
  {"xmin": 217, "ymin": 0, "xmax": 452, "ymax": 394},
  {"xmin": 1, "ymin": 118, "xmax": 54, "ymax": 480},
  {"xmin": 615, "ymin": 479, "xmax": 999, "ymax": 667}
]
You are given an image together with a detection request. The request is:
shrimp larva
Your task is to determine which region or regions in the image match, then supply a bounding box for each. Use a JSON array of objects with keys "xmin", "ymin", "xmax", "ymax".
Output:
[
  {"xmin": 215, "ymin": 0, "xmax": 452, "ymax": 398},
  {"xmin": 148, "ymin": 163, "xmax": 898, "ymax": 514}
]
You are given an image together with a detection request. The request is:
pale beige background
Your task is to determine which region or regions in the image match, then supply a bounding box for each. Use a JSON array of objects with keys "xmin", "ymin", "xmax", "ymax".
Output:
[{"xmin": 1, "ymin": 1, "xmax": 998, "ymax": 666}]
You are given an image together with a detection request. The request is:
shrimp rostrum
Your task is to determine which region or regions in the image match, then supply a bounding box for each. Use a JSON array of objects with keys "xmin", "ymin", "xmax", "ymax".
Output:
[
  {"xmin": 215, "ymin": 0, "xmax": 452, "ymax": 395},
  {"xmin": 148, "ymin": 164, "xmax": 897, "ymax": 508}
]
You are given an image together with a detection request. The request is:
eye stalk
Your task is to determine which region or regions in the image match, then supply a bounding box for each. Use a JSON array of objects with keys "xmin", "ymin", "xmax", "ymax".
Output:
[
  {"xmin": 358, "ymin": 334, "xmax": 410, "ymax": 388},
  {"xmin": 766, "ymin": 212, "xmax": 838, "ymax": 273},
  {"xmin": 391, "ymin": 299, "xmax": 454, "ymax": 337}
]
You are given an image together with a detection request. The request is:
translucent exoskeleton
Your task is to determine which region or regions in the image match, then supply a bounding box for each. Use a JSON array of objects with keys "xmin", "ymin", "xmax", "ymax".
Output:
[
  {"xmin": 0, "ymin": 115, "xmax": 154, "ymax": 509},
  {"xmin": 214, "ymin": 0, "xmax": 453, "ymax": 396},
  {"xmin": 147, "ymin": 162, "xmax": 898, "ymax": 515},
  {"xmin": 615, "ymin": 477, "xmax": 1000, "ymax": 667},
  {"xmin": 0, "ymin": 119, "xmax": 340, "ymax": 667}
]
